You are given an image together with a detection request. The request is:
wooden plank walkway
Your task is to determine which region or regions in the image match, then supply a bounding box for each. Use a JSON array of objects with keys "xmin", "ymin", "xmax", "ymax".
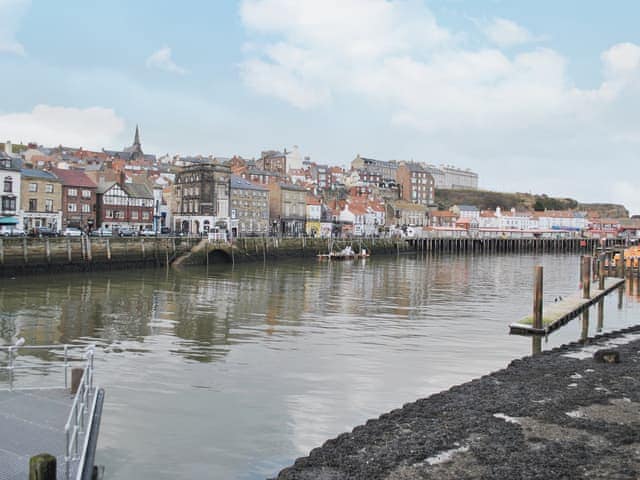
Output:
[{"xmin": 510, "ymin": 277, "xmax": 625, "ymax": 335}]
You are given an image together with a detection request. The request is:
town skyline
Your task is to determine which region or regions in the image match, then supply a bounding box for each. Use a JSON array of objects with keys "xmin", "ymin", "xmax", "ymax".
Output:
[{"xmin": 2, "ymin": 1, "xmax": 640, "ymax": 212}]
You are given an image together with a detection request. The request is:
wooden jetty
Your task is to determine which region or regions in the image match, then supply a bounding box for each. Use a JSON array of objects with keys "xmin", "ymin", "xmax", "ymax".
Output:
[
  {"xmin": 510, "ymin": 277, "xmax": 625, "ymax": 335},
  {"xmin": 0, "ymin": 345, "xmax": 104, "ymax": 480},
  {"xmin": 510, "ymin": 252, "xmax": 629, "ymax": 336}
]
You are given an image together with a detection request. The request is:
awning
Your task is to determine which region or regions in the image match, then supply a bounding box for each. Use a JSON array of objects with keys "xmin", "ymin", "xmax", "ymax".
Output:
[{"xmin": 0, "ymin": 216, "xmax": 19, "ymax": 225}]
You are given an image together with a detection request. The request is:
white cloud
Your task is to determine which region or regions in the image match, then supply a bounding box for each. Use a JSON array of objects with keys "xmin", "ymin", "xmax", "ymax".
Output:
[
  {"xmin": 482, "ymin": 17, "xmax": 538, "ymax": 48},
  {"xmin": 0, "ymin": 105, "xmax": 125, "ymax": 149},
  {"xmin": 146, "ymin": 47, "xmax": 188, "ymax": 75},
  {"xmin": 0, "ymin": 0, "xmax": 29, "ymax": 55},
  {"xmin": 238, "ymin": 1, "xmax": 640, "ymax": 214}
]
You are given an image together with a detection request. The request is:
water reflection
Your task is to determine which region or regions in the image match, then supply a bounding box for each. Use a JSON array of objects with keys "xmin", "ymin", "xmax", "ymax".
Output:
[{"xmin": 0, "ymin": 255, "xmax": 639, "ymax": 479}]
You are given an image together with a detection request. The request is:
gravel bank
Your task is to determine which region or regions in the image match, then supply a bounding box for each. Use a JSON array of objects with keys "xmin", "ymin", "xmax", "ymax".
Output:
[{"xmin": 274, "ymin": 326, "xmax": 640, "ymax": 480}]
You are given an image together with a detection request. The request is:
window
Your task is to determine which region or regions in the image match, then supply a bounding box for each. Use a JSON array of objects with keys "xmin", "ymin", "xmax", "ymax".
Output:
[
  {"xmin": 2, "ymin": 196, "xmax": 16, "ymax": 211},
  {"xmin": 45, "ymin": 184, "xmax": 54, "ymax": 193},
  {"xmin": 131, "ymin": 211, "xmax": 139, "ymax": 220},
  {"xmin": 29, "ymin": 183, "xmax": 37, "ymax": 192},
  {"xmin": 68, "ymin": 188, "xmax": 77, "ymax": 197},
  {"xmin": 3, "ymin": 177, "xmax": 12, "ymax": 193},
  {"xmin": 45, "ymin": 199, "xmax": 53, "ymax": 212},
  {"xmin": 106, "ymin": 209, "xmax": 113, "ymax": 218},
  {"xmin": 68, "ymin": 203, "xmax": 77, "ymax": 212},
  {"xmin": 142, "ymin": 212, "xmax": 150, "ymax": 220},
  {"xmin": 82, "ymin": 204, "xmax": 91, "ymax": 213},
  {"xmin": 82, "ymin": 190, "xmax": 91, "ymax": 198},
  {"xmin": 29, "ymin": 199, "xmax": 38, "ymax": 211}
]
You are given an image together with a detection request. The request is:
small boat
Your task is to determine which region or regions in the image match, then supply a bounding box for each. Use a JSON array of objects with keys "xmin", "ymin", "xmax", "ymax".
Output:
[{"xmin": 317, "ymin": 246, "xmax": 370, "ymax": 260}]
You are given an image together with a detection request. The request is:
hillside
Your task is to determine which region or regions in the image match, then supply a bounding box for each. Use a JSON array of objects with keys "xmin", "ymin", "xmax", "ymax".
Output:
[
  {"xmin": 435, "ymin": 189, "xmax": 628, "ymax": 218},
  {"xmin": 577, "ymin": 203, "xmax": 629, "ymax": 219}
]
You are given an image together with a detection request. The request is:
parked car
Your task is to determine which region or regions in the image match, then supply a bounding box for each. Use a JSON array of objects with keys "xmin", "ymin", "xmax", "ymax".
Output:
[
  {"xmin": 62, "ymin": 227, "xmax": 84, "ymax": 237},
  {"xmin": 160, "ymin": 227, "xmax": 171, "ymax": 235},
  {"xmin": 29, "ymin": 227, "xmax": 58, "ymax": 237},
  {"xmin": 139, "ymin": 229, "xmax": 157, "ymax": 237},
  {"xmin": 0, "ymin": 226, "xmax": 25, "ymax": 237},
  {"xmin": 118, "ymin": 228, "xmax": 137, "ymax": 237},
  {"xmin": 90, "ymin": 227, "xmax": 113, "ymax": 237}
]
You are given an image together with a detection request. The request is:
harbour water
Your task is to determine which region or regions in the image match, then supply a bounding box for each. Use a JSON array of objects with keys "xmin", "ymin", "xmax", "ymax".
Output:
[{"xmin": 1, "ymin": 253, "xmax": 638, "ymax": 479}]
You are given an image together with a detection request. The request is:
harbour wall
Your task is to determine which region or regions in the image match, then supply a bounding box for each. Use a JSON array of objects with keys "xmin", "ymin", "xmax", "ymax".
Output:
[{"xmin": 0, "ymin": 236, "xmax": 604, "ymax": 276}]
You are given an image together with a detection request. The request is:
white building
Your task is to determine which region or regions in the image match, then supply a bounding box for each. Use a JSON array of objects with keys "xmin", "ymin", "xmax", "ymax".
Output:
[
  {"xmin": 439, "ymin": 165, "xmax": 479, "ymax": 190},
  {"xmin": 0, "ymin": 152, "xmax": 21, "ymax": 231},
  {"xmin": 286, "ymin": 145, "xmax": 304, "ymax": 172}
]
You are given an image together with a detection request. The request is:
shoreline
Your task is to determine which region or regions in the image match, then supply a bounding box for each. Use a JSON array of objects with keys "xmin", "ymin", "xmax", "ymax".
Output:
[{"xmin": 274, "ymin": 325, "xmax": 640, "ymax": 479}]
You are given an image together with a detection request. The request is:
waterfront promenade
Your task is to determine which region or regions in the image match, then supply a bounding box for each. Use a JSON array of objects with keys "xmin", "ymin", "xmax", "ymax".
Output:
[{"xmin": 274, "ymin": 325, "xmax": 640, "ymax": 479}]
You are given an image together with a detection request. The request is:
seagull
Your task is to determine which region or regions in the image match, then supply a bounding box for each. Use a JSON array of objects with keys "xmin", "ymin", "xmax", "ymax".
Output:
[{"xmin": 14, "ymin": 337, "xmax": 25, "ymax": 347}]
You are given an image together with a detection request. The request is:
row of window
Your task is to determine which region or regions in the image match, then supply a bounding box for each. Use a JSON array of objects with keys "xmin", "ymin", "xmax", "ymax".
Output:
[
  {"xmin": 103, "ymin": 196, "xmax": 153, "ymax": 207},
  {"xmin": 105, "ymin": 210, "xmax": 150, "ymax": 220}
]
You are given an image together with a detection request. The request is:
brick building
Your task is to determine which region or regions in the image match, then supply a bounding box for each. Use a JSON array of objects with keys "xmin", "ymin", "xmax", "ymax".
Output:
[{"xmin": 50, "ymin": 168, "xmax": 97, "ymax": 230}]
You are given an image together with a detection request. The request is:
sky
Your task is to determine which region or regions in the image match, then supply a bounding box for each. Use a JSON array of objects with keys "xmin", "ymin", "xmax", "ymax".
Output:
[{"xmin": 1, "ymin": 0, "xmax": 640, "ymax": 213}]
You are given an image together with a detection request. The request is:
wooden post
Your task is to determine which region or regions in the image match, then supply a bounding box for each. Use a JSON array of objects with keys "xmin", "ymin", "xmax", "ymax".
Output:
[
  {"xmin": 71, "ymin": 367, "xmax": 83, "ymax": 394},
  {"xmin": 0, "ymin": 238, "xmax": 4, "ymax": 265},
  {"xmin": 618, "ymin": 285, "xmax": 624, "ymax": 309},
  {"xmin": 582, "ymin": 255, "xmax": 591, "ymax": 299},
  {"xmin": 531, "ymin": 336, "xmax": 542, "ymax": 355},
  {"xmin": 598, "ymin": 254, "xmax": 605, "ymax": 290},
  {"xmin": 618, "ymin": 249, "xmax": 624, "ymax": 278},
  {"xmin": 597, "ymin": 299, "xmax": 604, "ymax": 332},
  {"xmin": 581, "ymin": 308, "xmax": 589, "ymax": 341},
  {"xmin": 23, "ymin": 237, "xmax": 28, "ymax": 264},
  {"xmin": 66, "ymin": 238, "xmax": 72, "ymax": 263},
  {"xmin": 106, "ymin": 238, "xmax": 112, "ymax": 261},
  {"xmin": 29, "ymin": 453, "xmax": 56, "ymax": 480},
  {"xmin": 141, "ymin": 238, "xmax": 145, "ymax": 260},
  {"xmin": 533, "ymin": 266, "xmax": 543, "ymax": 330}
]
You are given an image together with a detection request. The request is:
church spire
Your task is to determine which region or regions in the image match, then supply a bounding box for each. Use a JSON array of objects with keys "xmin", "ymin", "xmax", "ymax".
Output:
[{"xmin": 133, "ymin": 124, "xmax": 141, "ymax": 148}]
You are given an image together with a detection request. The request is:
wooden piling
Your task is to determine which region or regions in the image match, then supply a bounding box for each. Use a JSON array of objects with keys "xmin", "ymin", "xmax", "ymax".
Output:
[
  {"xmin": 618, "ymin": 285, "xmax": 624, "ymax": 309},
  {"xmin": 582, "ymin": 255, "xmax": 591, "ymax": 299},
  {"xmin": 0, "ymin": 238, "xmax": 3, "ymax": 265},
  {"xmin": 66, "ymin": 238, "xmax": 72, "ymax": 263},
  {"xmin": 22, "ymin": 237, "xmax": 28, "ymax": 264},
  {"xmin": 106, "ymin": 238, "xmax": 112, "ymax": 261},
  {"xmin": 533, "ymin": 266, "xmax": 543, "ymax": 330},
  {"xmin": 598, "ymin": 253, "xmax": 605, "ymax": 290},
  {"xmin": 581, "ymin": 308, "xmax": 589, "ymax": 341},
  {"xmin": 29, "ymin": 453, "xmax": 56, "ymax": 480},
  {"xmin": 597, "ymin": 299, "xmax": 604, "ymax": 331}
]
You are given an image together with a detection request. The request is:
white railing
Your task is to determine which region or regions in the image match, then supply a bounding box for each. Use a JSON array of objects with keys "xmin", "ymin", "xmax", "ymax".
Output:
[
  {"xmin": 0, "ymin": 343, "xmax": 90, "ymax": 391},
  {"xmin": 0, "ymin": 344, "xmax": 96, "ymax": 480},
  {"xmin": 64, "ymin": 346, "xmax": 95, "ymax": 480}
]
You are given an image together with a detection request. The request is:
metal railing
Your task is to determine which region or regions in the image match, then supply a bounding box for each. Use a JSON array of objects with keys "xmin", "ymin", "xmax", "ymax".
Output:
[
  {"xmin": 0, "ymin": 343, "xmax": 96, "ymax": 480},
  {"xmin": 0, "ymin": 343, "xmax": 90, "ymax": 391},
  {"xmin": 64, "ymin": 346, "xmax": 95, "ymax": 480}
]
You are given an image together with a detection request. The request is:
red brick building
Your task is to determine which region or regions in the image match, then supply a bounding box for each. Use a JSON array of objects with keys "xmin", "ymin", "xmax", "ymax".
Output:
[{"xmin": 50, "ymin": 168, "xmax": 97, "ymax": 230}]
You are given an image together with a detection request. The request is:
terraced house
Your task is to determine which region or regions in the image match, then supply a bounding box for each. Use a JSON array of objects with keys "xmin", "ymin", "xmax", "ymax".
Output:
[
  {"xmin": 173, "ymin": 163, "xmax": 231, "ymax": 234},
  {"xmin": 20, "ymin": 169, "xmax": 63, "ymax": 232},
  {"xmin": 50, "ymin": 168, "xmax": 97, "ymax": 231},
  {"xmin": 96, "ymin": 181, "xmax": 154, "ymax": 231},
  {"xmin": 267, "ymin": 183, "xmax": 307, "ymax": 236},
  {"xmin": 229, "ymin": 175, "xmax": 269, "ymax": 237},
  {"xmin": 0, "ymin": 152, "xmax": 21, "ymax": 230}
]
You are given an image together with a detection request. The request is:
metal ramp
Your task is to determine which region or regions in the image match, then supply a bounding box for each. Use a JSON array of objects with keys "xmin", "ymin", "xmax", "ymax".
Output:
[{"xmin": 0, "ymin": 345, "xmax": 102, "ymax": 480}]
